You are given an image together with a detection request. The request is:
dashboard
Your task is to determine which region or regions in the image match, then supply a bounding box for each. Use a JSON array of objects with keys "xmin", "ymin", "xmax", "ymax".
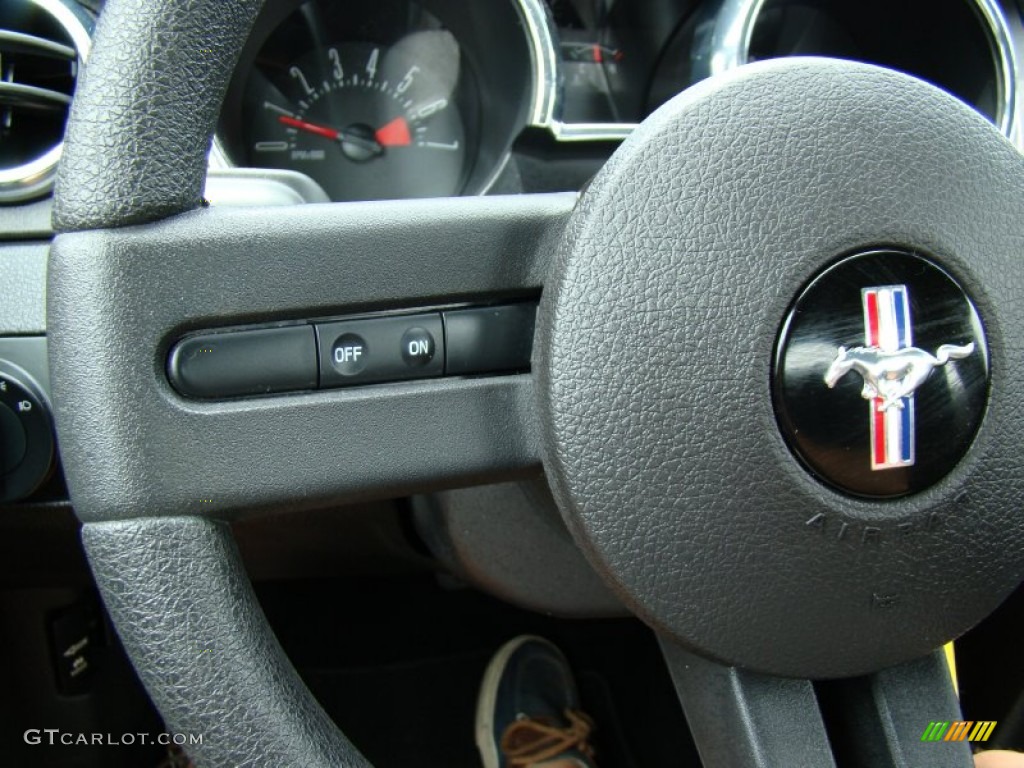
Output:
[
  {"xmin": 211, "ymin": 0, "xmax": 1024, "ymax": 203},
  {"xmin": 212, "ymin": 0, "xmax": 1022, "ymax": 203},
  {"xmin": 2, "ymin": 0, "xmax": 1024, "ymax": 505},
  {"xmin": 4, "ymin": 0, "xmax": 1024, "ymax": 209}
]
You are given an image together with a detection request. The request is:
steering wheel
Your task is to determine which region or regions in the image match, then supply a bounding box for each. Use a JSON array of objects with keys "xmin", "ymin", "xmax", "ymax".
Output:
[{"xmin": 50, "ymin": 0, "xmax": 1024, "ymax": 766}]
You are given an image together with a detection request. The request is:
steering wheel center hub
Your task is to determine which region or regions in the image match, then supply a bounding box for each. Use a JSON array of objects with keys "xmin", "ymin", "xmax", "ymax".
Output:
[
  {"xmin": 536, "ymin": 59, "xmax": 1024, "ymax": 677},
  {"xmin": 774, "ymin": 249, "xmax": 989, "ymax": 499}
]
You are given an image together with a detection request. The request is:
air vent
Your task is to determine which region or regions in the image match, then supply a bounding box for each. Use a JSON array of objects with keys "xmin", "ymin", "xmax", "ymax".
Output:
[{"xmin": 0, "ymin": 0, "xmax": 91, "ymax": 203}]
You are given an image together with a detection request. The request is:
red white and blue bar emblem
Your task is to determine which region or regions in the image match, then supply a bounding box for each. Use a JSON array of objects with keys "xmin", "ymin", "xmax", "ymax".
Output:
[{"xmin": 862, "ymin": 285, "xmax": 915, "ymax": 470}]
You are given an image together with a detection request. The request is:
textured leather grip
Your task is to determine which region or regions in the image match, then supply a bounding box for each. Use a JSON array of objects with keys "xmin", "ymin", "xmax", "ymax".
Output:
[
  {"xmin": 83, "ymin": 517, "xmax": 370, "ymax": 768},
  {"xmin": 53, "ymin": 0, "xmax": 263, "ymax": 230}
]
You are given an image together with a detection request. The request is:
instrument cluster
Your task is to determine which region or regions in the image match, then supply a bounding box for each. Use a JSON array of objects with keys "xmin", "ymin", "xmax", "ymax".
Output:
[{"xmin": 217, "ymin": 0, "xmax": 1021, "ymax": 202}]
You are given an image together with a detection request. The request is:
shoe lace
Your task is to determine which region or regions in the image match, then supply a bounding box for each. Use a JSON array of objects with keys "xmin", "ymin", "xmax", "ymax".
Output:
[{"xmin": 500, "ymin": 708, "xmax": 596, "ymax": 767}]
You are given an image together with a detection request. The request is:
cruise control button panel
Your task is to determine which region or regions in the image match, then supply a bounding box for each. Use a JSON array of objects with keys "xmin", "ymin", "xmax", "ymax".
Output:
[
  {"xmin": 317, "ymin": 313, "xmax": 443, "ymax": 387},
  {"xmin": 166, "ymin": 302, "xmax": 537, "ymax": 399}
]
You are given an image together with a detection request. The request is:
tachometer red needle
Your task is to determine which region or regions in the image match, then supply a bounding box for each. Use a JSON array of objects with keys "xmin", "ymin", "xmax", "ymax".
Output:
[
  {"xmin": 375, "ymin": 116, "xmax": 411, "ymax": 147},
  {"xmin": 278, "ymin": 115, "xmax": 339, "ymax": 140},
  {"xmin": 278, "ymin": 113, "xmax": 410, "ymax": 150}
]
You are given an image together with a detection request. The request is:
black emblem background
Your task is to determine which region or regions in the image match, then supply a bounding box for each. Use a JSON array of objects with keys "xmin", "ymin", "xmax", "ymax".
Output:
[{"xmin": 773, "ymin": 251, "xmax": 990, "ymax": 498}]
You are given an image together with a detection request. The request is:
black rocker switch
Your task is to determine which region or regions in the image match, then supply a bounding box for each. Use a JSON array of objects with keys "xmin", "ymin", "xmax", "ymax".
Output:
[
  {"xmin": 443, "ymin": 303, "xmax": 537, "ymax": 375},
  {"xmin": 168, "ymin": 325, "xmax": 318, "ymax": 398}
]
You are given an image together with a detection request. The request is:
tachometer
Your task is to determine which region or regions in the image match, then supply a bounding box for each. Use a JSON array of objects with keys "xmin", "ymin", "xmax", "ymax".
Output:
[
  {"xmin": 226, "ymin": 0, "xmax": 479, "ymax": 202},
  {"xmin": 220, "ymin": 0, "xmax": 539, "ymax": 202},
  {"xmin": 247, "ymin": 35, "xmax": 465, "ymax": 201}
]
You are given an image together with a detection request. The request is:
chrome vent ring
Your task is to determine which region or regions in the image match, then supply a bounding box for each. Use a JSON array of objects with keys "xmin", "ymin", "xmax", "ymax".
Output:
[{"xmin": 0, "ymin": 0, "xmax": 90, "ymax": 203}]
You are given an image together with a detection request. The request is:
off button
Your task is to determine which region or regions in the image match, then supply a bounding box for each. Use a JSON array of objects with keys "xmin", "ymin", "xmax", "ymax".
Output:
[{"xmin": 331, "ymin": 333, "xmax": 369, "ymax": 376}]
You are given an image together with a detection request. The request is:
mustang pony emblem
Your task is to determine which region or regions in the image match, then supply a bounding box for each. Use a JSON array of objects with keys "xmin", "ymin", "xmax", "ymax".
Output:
[
  {"xmin": 823, "ymin": 284, "xmax": 975, "ymax": 471},
  {"xmin": 824, "ymin": 343, "xmax": 976, "ymax": 412}
]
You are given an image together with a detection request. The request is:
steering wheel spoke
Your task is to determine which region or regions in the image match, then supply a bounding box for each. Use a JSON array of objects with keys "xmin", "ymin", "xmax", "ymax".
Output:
[
  {"xmin": 49, "ymin": 193, "xmax": 573, "ymax": 522},
  {"xmin": 658, "ymin": 636, "xmax": 972, "ymax": 768}
]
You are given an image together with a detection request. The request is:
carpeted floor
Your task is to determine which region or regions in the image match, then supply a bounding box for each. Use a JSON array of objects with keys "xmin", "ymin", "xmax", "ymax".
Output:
[{"xmin": 254, "ymin": 576, "xmax": 700, "ymax": 767}]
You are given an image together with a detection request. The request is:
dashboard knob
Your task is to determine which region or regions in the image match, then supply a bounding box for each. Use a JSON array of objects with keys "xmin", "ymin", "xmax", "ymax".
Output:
[{"xmin": 0, "ymin": 361, "xmax": 54, "ymax": 503}]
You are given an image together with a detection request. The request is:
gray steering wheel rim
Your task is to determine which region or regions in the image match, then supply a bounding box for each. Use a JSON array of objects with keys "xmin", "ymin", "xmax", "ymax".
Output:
[{"xmin": 53, "ymin": 0, "xmax": 371, "ymax": 764}]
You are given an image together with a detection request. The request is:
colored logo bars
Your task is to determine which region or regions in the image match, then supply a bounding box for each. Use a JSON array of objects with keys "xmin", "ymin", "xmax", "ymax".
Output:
[
  {"xmin": 862, "ymin": 285, "xmax": 915, "ymax": 470},
  {"xmin": 921, "ymin": 721, "xmax": 997, "ymax": 743}
]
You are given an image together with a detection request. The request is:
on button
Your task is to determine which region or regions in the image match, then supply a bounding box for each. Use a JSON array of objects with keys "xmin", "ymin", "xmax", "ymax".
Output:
[{"xmin": 401, "ymin": 327, "xmax": 435, "ymax": 367}]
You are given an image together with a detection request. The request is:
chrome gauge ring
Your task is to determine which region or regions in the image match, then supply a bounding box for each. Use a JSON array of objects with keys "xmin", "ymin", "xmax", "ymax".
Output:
[{"xmin": 706, "ymin": 0, "xmax": 1018, "ymax": 141}]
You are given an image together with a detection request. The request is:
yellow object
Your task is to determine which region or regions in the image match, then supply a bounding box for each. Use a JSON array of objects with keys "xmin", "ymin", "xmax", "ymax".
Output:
[{"xmin": 944, "ymin": 642, "xmax": 958, "ymax": 696}]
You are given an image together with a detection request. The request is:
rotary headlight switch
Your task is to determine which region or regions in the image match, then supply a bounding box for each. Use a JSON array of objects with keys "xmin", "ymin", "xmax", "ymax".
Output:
[{"xmin": 0, "ymin": 361, "xmax": 54, "ymax": 503}]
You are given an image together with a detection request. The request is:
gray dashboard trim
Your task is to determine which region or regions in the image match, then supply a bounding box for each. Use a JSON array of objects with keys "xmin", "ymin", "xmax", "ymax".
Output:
[
  {"xmin": 0, "ymin": 198, "xmax": 53, "ymax": 240},
  {"xmin": 0, "ymin": 242, "xmax": 48, "ymax": 334}
]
